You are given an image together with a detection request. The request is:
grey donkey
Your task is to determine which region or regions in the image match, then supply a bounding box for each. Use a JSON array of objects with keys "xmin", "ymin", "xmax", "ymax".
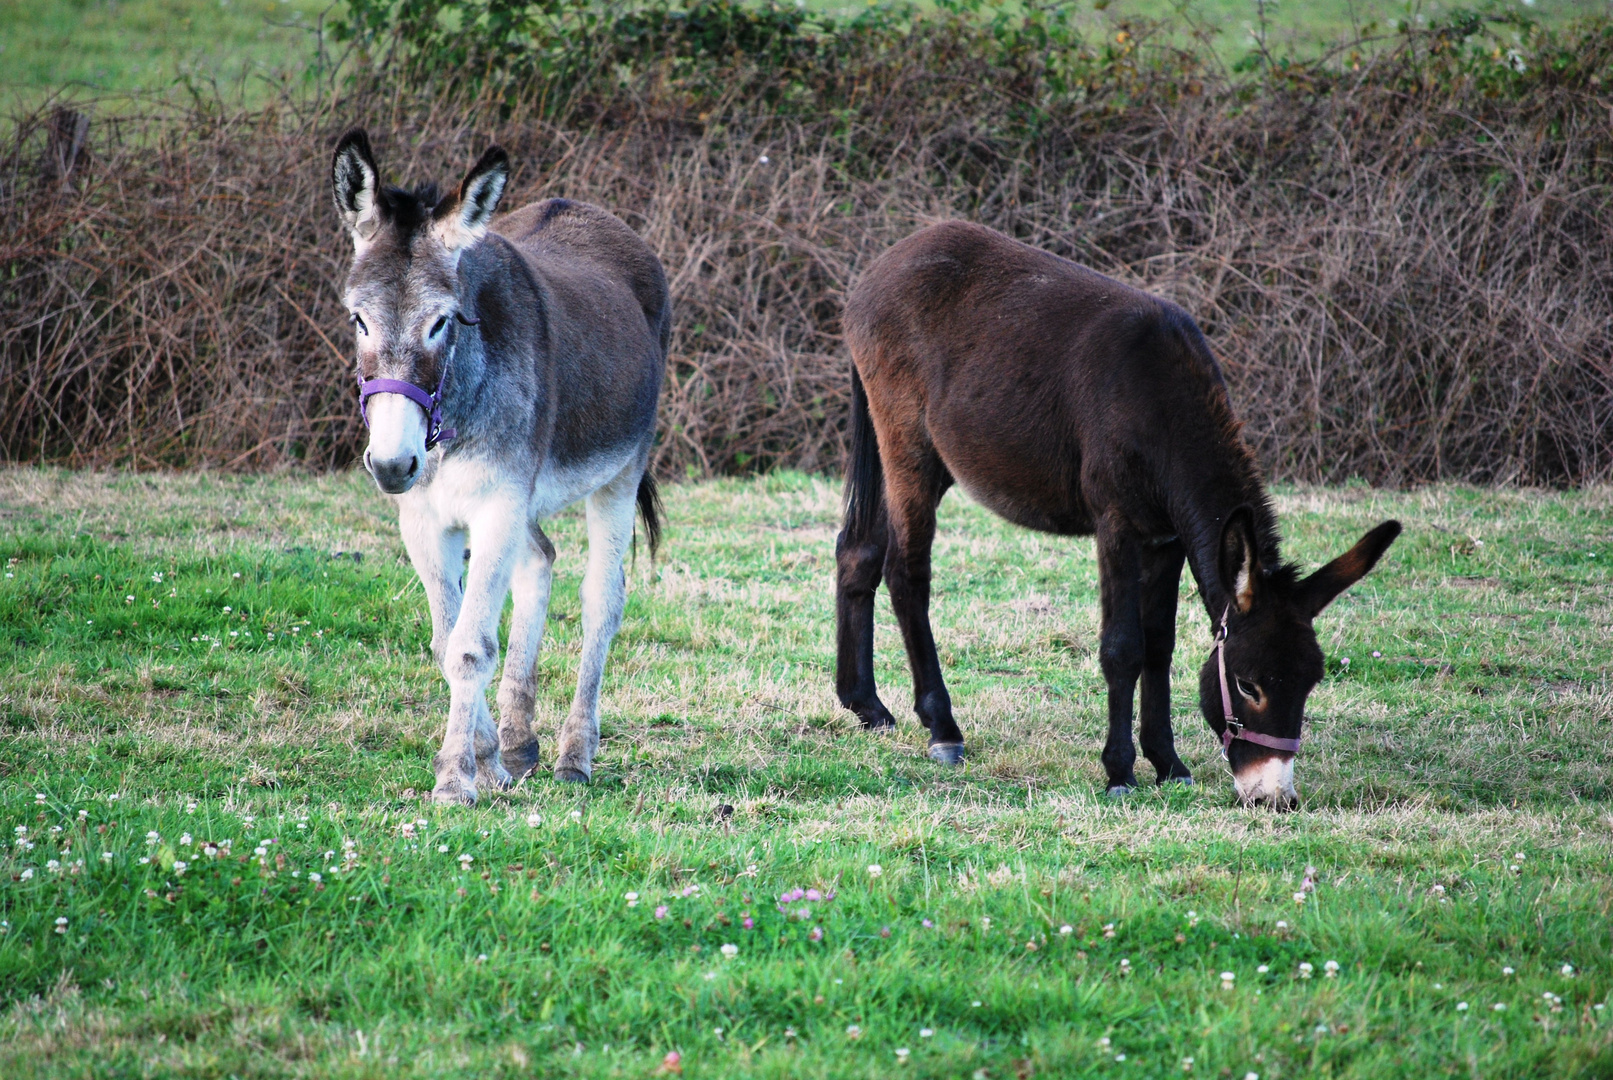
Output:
[{"xmin": 331, "ymin": 129, "xmax": 668, "ymax": 804}]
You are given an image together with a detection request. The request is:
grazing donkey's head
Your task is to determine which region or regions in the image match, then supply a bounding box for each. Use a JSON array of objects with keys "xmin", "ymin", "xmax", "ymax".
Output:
[
  {"xmin": 1198, "ymin": 509, "xmax": 1401, "ymax": 810},
  {"xmin": 331, "ymin": 128, "xmax": 510, "ymax": 493}
]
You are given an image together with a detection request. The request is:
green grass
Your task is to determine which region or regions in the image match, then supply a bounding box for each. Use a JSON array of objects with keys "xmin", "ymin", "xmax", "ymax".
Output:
[
  {"xmin": 6, "ymin": 0, "xmax": 1609, "ymax": 110},
  {"xmin": 0, "ymin": 0, "xmax": 338, "ymax": 107},
  {"xmin": 1, "ymin": 468, "xmax": 1610, "ymax": 1078}
]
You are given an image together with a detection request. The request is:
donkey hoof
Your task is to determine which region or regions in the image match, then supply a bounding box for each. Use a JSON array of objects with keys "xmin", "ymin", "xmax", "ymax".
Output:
[
  {"xmin": 861, "ymin": 716, "xmax": 897, "ymax": 734},
  {"xmin": 500, "ymin": 741, "xmax": 542, "ymax": 783},
  {"xmin": 431, "ymin": 779, "xmax": 478, "ymax": 806},
  {"xmin": 1159, "ymin": 774, "xmax": 1194, "ymax": 786},
  {"xmin": 553, "ymin": 766, "xmax": 591, "ymax": 785},
  {"xmin": 478, "ymin": 762, "xmax": 515, "ymax": 791},
  {"xmin": 927, "ymin": 743, "xmax": 965, "ymax": 766},
  {"xmin": 1106, "ymin": 784, "xmax": 1135, "ymax": 798}
]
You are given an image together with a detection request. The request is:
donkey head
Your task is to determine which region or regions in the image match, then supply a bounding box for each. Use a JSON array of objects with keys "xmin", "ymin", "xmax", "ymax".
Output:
[
  {"xmin": 1198, "ymin": 508, "xmax": 1401, "ymax": 810},
  {"xmin": 331, "ymin": 128, "xmax": 510, "ymax": 494}
]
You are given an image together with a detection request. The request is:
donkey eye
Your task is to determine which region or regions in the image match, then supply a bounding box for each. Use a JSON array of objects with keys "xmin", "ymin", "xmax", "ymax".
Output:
[
  {"xmin": 350, "ymin": 313, "xmax": 368, "ymax": 336},
  {"xmin": 1235, "ymin": 676, "xmax": 1263, "ymax": 703},
  {"xmin": 429, "ymin": 316, "xmax": 447, "ymax": 339}
]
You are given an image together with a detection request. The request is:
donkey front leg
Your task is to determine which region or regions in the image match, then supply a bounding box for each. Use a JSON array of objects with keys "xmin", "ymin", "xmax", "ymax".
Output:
[
  {"xmin": 494, "ymin": 523, "xmax": 557, "ymax": 783},
  {"xmin": 1096, "ymin": 524, "xmax": 1146, "ymax": 795},
  {"xmin": 432, "ymin": 501, "xmax": 524, "ymax": 805},
  {"xmin": 554, "ymin": 467, "xmax": 641, "ymax": 783}
]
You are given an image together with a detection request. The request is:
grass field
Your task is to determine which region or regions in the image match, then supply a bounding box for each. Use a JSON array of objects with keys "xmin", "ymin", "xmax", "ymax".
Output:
[
  {"xmin": 0, "ymin": 468, "xmax": 1610, "ymax": 1077},
  {"xmin": 4, "ymin": 0, "xmax": 1610, "ymax": 108}
]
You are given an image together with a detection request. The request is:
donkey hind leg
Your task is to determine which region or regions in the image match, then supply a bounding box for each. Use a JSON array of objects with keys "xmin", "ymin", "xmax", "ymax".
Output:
[
  {"xmin": 1096, "ymin": 524, "xmax": 1146, "ymax": 795},
  {"xmin": 883, "ymin": 460, "xmax": 965, "ymax": 764},
  {"xmin": 494, "ymin": 522, "xmax": 556, "ymax": 784},
  {"xmin": 431, "ymin": 498, "xmax": 525, "ymax": 805},
  {"xmin": 1138, "ymin": 540, "xmax": 1192, "ymax": 785},
  {"xmin": 554, "ymin": 463, "xmax": 641, "ymax": 783},
  {"xmin": 835, "ymin": 499, "xmax": 897, "ymax": 732}
]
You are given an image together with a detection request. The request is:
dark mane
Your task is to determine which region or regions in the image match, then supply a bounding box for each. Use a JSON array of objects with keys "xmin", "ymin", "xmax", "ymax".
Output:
[{"xmin": 377, "ymin": 182, "xmax": 442, "ymax": 233}]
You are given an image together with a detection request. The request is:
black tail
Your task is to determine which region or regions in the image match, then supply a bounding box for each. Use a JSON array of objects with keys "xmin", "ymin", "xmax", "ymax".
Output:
[
  {"xmin": 842, "ymin": 364, "xmax": 885, "ymax": 543},
  {"xmin": 636, "ymin": 472, "xmax": 664, "ymax": 560}
]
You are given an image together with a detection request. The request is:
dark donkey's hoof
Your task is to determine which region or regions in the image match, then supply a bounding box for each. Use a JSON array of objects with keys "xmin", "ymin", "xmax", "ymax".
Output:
[
  {"xmin": 1106, "ymin": 784, "xmax": 1136, "ymax": 798},
  {"xmin": 928, "ymin": 742, "xmax": 965, "ymax": 766}
]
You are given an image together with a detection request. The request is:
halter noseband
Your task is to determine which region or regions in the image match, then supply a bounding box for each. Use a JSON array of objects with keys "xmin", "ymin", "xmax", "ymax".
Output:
[
  {"xmin": 356, "ymin": 313, "xmax": 477, "ymax": 451},
  {"xmin": 1213, "ymin": 604, "xmax": 1303, "ymax": 756}
]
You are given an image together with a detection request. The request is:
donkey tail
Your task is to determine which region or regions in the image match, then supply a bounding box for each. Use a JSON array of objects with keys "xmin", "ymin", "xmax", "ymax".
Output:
[
  {"xmin": 842, "ymin": 363, "xmax": 884, "ymax": 544},
  {"xmin": 635, "ymin": 471, "xmax": 664, "ymax": 560}
]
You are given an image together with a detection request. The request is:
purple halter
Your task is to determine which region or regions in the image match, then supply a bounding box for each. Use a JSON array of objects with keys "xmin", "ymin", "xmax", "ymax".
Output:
[
  {"xmin": 1212, "ymin": 604, "xmax": 1303, "ymax": 756},
  {"xmin": 356, "ymin": 313, "xmax": 475, "ymax": 451}
]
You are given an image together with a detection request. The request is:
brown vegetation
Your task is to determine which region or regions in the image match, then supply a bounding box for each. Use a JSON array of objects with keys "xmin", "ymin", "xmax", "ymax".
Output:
[{"xmin": 2, "ymin": 21, "xmax": 1610, "ymax": 483}]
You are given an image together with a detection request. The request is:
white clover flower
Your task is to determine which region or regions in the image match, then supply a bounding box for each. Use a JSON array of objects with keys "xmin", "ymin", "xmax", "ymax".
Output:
[
  {"xmin": 172, "ymin": 861, "xmax": 187, "ymax": 875},
  {"xmin": 1097, "ymin": 1037, "xmax": 1111, "ymax": 1049},
  {"xmin": 1299, "ymin": 962, "xmax": 1314, "ymax": 979},
  {"xmin": 569, "ymin": 810, "xmax": 582, "ymax": 823},
  {"xmin": 1293, "ymin": 892, "xmax": 1307, "ymax": 904},
  {"xmin": 1115, "ymin": 1054, "xmax": 1126, "ymax": 1062},
  {"xmin": 1275, "ymin": 920, "xmax": 1289, "ymax": 930},
  {"xmin": 458, "ymin": 853, "xmax": 474, "ymax": 867},
  {"xmin": 1244, "ymin": 1073, "xmax": 1259, "ymax": 1080},
  {"xmin": 1059, "ymin": 925, "xmax": 1073, "ymax": 935},
  {"xmin": 1493, "ymin": 1003, "xmax": 1506, "ymax": 1012},
  {"xmin": 1256, "ymin": 964, "xmax": 1269, "ymax": 974},
  {"xmin": 919, "ymin": 1028, "xmax": 934, "ymax": 1038},
  {"xmin": 1456, "ymin": 1002, "xmax": 1468, "ymax": 1011},
  {"xmin": 1561, "ymin": 964, "xmax": 1575, "ymax": 976},
  {"xmin": 138, "ymin": 857, "xmax": 149, "ymax": 865},
  {"xmin": 146, "ymin": 831, "xmax": 160, "ymax": 845},
  {"xmin": 180, "ymin": 834, "xmax": 192, "ymax": 846},
  {"xmin": 438, "ymin": 844, "xmax": 450, "ymax": 853},
  {"xmin": 1221, "ymin": 970, "xmax": 1236, "ymax": 989},
  {"xmin": 625, "ymin": 892, "xmax": 640, "ymax": 907},
  {"xmin": 526, "ymin": 812, "xmax": 542, "ymax": 828},
  {"xmin": 46, "ymin": 860, "xmax": 61, "ymax": 873},
  {"xmin": 101, "ymin": 852, "xmax": 112, "ymax": 861},
  {"xmin": 721, "ymin": 943, "xmax": 739, "ymax": 959},
  {"xmin": 223, "ymin": 606, "xmax": 231, "ymax": 613},
  {"xmin": 1119, "ymin": 958, "xmax": 1132, "ymax": 975},
  {"xmin": 845, "ymin": 1024, "xmax": 862, "ymax": 1039},
  {"xmin": 867, "ymin": 864, "xmax": 883, "ymax": 878},
  {"xmin": 254, "ymin": 846, "xmax": 268, "ymax": 858},
  {"xmin": 1502, "ymin": 966, "xmax": 1514, "ymax": 976},
  {"xmin": 1324, "ymin": 960, "xmax": 1340, "ymax": 978},
  {"xmin": 20, "ymin": 868, "xmax": 34, "ymax": 880},
  {"xmin": 309, "ymin": 872, "xmax": 322, "ymax": 883},
  {"xmin": 54, "ymin": 916, "xmax": 68, "ymax": 933},
  {"xmin": 980, "ymin": 916, "xmax": 991, "ymax": 930}
]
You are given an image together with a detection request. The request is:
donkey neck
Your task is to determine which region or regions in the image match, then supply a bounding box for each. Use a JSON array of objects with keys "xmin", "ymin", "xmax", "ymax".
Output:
[{"xmin": 1169, "ymin": 453, "xmax": 1282, "ymax": 622}]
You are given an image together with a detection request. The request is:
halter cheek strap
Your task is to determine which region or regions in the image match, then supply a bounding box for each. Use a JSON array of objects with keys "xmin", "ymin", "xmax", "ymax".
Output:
[{"xmin": 1214, "ymin": 604, "xmax": 1304, "ymax": 756}]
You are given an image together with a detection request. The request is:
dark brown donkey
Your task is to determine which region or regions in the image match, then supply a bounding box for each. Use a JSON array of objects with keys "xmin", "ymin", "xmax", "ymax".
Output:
[{"xmin": 835, "ymin": 222, "xmax": 1400, "ymax": 807}]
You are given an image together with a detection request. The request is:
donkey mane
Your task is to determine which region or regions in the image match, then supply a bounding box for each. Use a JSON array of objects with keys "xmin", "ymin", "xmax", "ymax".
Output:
[
  {"xmin": 1172, "ymin": 309, "xmax": 1294, "ymax": 586},
  {"xmin": 373, "ymin": 182, "xmax": 443, "ymax": 233}
]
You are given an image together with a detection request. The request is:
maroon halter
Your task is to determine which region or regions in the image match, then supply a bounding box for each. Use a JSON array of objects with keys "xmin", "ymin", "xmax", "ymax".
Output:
[{"xmin": 1213, "ymin": 605, "xmax": 1303, "ymax": 756}]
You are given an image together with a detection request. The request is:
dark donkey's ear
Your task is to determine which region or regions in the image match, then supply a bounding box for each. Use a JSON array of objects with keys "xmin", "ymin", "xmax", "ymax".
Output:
[
  {"xmin": 1296, "ymin": 520, "xmax": 1402, "ymax": 618},
  {"xmin": 332, "ymin": 128, "xmax": 382, "ymax": 246},
  {"xmin": 433, "ymin": 145, "xmax": 510, "ymax": 253},
  {"xmin": 1218, "ymin": 505, "xmax": 1261, "ymax": 614}
]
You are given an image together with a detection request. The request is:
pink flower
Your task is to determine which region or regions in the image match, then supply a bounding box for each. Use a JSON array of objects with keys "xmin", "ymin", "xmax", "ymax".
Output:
[
  {"xmin": 805, "ymin": 889, "xmax": 822, "ymax": 901},
  {"xmin": 808, "ymin": 926, "xmax": 823, "ymax": 942},
  {"xmin": 655, "ymin": 905, "xmax": 669, "ymax": 920},
  {"xmin": 780, "ymin": 888, "xmax": 804, "ymax": 903},
  {"xmin": 742, "ymin": 916, "xmax": 754, "ymax": 929},
  {"xmin": 922, "ymin": 918, "xmax": 934, "ymax": 928}
]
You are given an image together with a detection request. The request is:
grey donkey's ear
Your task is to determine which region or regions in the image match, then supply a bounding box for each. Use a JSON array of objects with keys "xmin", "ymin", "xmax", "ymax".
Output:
[
  {"xmin": 332, "ymin": 128, "xmax": 382, "ymax": 246},
  {"xmin": 433, "ymin": 145, "xmax": 509, "ymax": 252}
]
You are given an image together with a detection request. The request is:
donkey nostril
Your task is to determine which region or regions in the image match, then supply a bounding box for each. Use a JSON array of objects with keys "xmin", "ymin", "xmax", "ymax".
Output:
[{"xmin": 407, "ymin": 456, "xmax": 419, "ymax": 478}]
